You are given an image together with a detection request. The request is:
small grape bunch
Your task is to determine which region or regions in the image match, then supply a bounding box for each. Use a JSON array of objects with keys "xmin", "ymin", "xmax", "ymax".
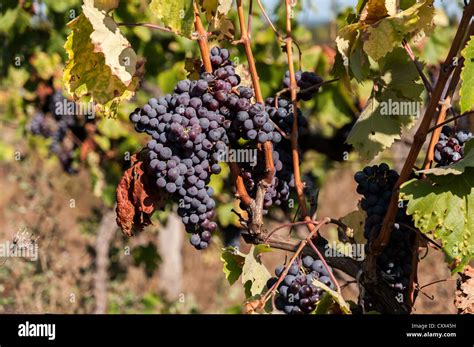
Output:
[
  {"xmin": 267, "ymin": 255, "xmax": 334, "ymax": 314},
  {"xmin": 283, "ymin": 70, "xmax": 323, "ymax": 101},
  {"xmin": 434, "ymin": 126, "xmax": 473, "ymax": 166}
]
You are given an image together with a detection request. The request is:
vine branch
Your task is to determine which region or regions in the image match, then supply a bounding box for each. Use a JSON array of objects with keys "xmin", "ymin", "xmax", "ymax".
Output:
[
  {"xmin": 402, "ymin": 39, "xmax": 433, "ymax": 95},
  {"xmin": 284, "ymin": 0, "xmax": 317, "ymax": 237}
]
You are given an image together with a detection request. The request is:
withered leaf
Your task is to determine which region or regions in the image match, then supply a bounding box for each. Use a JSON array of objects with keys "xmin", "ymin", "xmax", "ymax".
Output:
[{"xmin": 116, "ymin": 151, "xmax": 165, "ymax": 236}]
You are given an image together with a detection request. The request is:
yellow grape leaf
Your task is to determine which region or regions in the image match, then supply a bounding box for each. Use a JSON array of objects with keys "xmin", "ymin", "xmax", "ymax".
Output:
[
  {"xmin": 200, "ymin": 0, "xmax": 232, "ymax": 21},
  {"xmin": 335, "ymin": 23, "xmax": 363, "ymax": 74},
  {"xmin": 63, "ymin": 3, "xmax": 140, "ymax": 117},
  {"xmin": 363, "ymin": 0, "xmax": 434, "ymax": 60},
  {"xmin": 360, "ymin": 0, "xmax": 389, "ymax": 24}
]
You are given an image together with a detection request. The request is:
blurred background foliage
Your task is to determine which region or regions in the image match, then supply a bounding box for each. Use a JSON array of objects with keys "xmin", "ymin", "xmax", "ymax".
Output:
[{"xmin": 0, "ymin": 0, "xmax": 462, "ymax": 313}]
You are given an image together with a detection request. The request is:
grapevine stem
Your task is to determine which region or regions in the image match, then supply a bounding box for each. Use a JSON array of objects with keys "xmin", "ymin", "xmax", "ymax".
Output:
[
  {"xmin": 193, "ymin": 1, "xmax": 253, "ymax": 207},
  {"xmin": 422, "ymin": 96, "xmax": 452, "ymax": 170},
  {"xmin": 284, "ymin": 0, "xmax": 314, "ymax": 233},
  {"xmin": 247, "ymin": 0, "xmax": 253, "ymax": 37},
  {"xmin": 236, "ymin": 0, "xmax": 263, "ymax": 103},
  {"xmin": 264, "ymin": 220, "xmax": 322, "ymax": 242},
  {"xmin": 116, "ymin": 22, "xmax": 175, "ymax": 34},
  {"xmin": 193, "ymin": 2, "xmax": 212, "ymax": 73},
  {"xmin": 427, "ymin": 111, "xmax": 474, "ymax": 134},
  {"xmin": 402, "ymin": 39, "xmax": 433, "ymax": 95},
  {"xmin": 256, "ymin": 0, "xmax": 284, "ymax": 40}
]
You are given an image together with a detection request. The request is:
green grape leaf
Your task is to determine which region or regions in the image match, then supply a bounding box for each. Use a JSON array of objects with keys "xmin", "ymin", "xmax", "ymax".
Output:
[
  {"xmin": 63, "ymin": 3, "xmax": 140, "ymax": 117},
  {"xmin": 400, "ymin": 169, "xmax": 474, "ymax": 272},
  {"xmin": 242, "ymin": 245, "xmax": 272, "ymax": 297},
  {"xmin": 220, "ymin": 245, "xmax": 271, "ymax": 294},
  {"xmin": 418, "ymin": 139, "xmax": 474, "ymax": 176},
  {"xmin": 341, "ymin": 207, "xmax": 367, "ymax": 245},
  {"xmin": 149, "ymin": 0, "xmax": 195, "ymax": 38},
  {"xmin": 460, "ymin": 35, "xmax": 474, "ymax": 113},
  {"xmin": 350, "ymin": 39, "xmax": 371, "ymax": 82},
  {"xmin": 220, "ymin": 247, "xmax": 245, "ymax": 286},
  {"xmin": 346, "ymin": 93, "xmax": 416, "ymax": 160},
  {"xmin": 347, "ymin": 49, "xmax": 423, "ymax": 160},
  {"xmin": 362, "ymin": 0, "xmax": 434, "ymax": 61},
  {"xmin": 335, "ymin": 23, "xmax": 362, "ymax": 76},
  {"xmin": 208, "ymin": 16, "xmax": 234, "ymax": 41}
]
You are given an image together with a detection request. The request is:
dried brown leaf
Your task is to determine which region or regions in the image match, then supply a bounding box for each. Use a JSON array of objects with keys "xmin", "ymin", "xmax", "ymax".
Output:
[{"xmin": 115, "ymin": 151, "xmax": 165, "ymax": 236}]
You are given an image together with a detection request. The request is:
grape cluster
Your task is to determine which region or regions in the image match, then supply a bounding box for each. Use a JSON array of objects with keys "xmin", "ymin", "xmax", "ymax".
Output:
[
  {"xmin": 354, "ymin": 164, "xmax": 415, "ymax": 300},
  {"xmin": 29, "ymin": 91, "xmax": 78, "ymax": 173},
  {"xmin": 283, "ymin": 70, "xmax": 323, "ymax": 101},
  {"xmin": 434, "ymin": 126, "xmax": 473, "ymax": 166},
  {"xmin": 129, "ymin": 84, "xmax": 225, "ymax": 249},
  {"xmin": 267, "ymin": 255, "xmax": 335, "ymax": 314}
]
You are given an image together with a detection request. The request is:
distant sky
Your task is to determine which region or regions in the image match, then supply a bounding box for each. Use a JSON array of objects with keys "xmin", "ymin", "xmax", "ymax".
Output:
[{"xmin": 261, "ymin": 0, "xmax": 463, "ymax": 24}]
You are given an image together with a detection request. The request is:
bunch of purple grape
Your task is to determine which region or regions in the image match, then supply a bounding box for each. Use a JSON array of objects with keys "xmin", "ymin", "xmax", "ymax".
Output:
[
  {"xmin": 434, "ymin": 126, "xmax": 472, "ymax": 166},
  {"xmin": 267, "ymin": 255, "xmax": 335, "ymax": 314},
  {"xmin": 283, "ymin": 70, "xmax": 323, "ymax": 101},
  {"xmin": 29, "ymin": 91, "xmax": 77, "ymax": 174},
  {"xmin": 129, "ymin": 81, "xmax": 225, "ymax": 249},
  {"xmin": 354, "ymin": 164, "xmax": 415, "ymax": 306}
]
